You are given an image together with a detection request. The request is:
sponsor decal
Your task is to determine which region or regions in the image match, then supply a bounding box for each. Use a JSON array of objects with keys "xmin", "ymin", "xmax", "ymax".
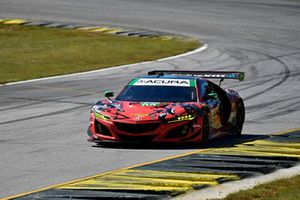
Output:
[
  {"xmin": 197, "ymin": 72, "xmax": 244, "ymax": 81},
  {"xmin": 135, "ymin": 116, "xmax": 142, "ymax": 121},
  {"xmin": 131, "ymin": 78, "xmax": 194, "ymax": 87},
  {"xmin": 131, "ymin": 113, "xmax": 149, "ymax": 121},
  {"xmin": 199, "ymin": 74, "xmax": 226, "ymax": 78},
  {"xmin": 193, "ymin": 124, "xmax": 201, "ymax": 128},
  {"xmin": 140, "ymin": 102, "xmax": 160, "ymax": 106},
  {"xmin": 225, "ymin": 73, "xmax": 238, "ymax": 79},
  {"xmin": 131, "ymin": 113, "xmax": 148, "ymax": 117}
]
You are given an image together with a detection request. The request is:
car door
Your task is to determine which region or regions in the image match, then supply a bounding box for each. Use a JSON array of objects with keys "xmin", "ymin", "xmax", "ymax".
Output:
[{"xmin": 198, "ymin": 80, "xmax": 223, "ymax": 132}]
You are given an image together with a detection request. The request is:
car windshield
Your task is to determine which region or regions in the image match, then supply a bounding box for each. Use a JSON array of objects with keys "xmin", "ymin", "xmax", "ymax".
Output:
[{"xmin": 116, "ymin": 85, "xmax": 197, "ymax": 102}]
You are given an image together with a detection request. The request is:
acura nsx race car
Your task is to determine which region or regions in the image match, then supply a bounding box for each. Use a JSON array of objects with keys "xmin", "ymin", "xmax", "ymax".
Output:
[{"xmin": 87, "ymin": 70, "xmax": 245, "ymax": 144}]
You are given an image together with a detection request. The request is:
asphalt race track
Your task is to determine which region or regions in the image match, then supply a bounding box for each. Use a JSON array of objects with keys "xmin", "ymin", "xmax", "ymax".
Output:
[{"xmin": 0, "ymin": 0, "xmax": 300, "ymax": 198}]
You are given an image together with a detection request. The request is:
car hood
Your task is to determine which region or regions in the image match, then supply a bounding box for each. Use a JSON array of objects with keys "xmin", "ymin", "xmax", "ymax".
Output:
[{"xmin": 91, "ymin": 100, "xmax": 205, "ymax": 122}]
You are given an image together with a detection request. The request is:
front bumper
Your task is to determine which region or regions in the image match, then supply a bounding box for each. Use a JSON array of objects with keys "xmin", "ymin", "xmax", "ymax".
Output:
[{"xmin": 88, "ymin": 116, "xmax": 203, "ymax": 143}]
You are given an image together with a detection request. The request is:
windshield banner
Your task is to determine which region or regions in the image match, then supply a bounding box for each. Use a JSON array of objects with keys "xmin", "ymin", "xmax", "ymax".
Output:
[{"xmin": 130, "ymin": 78, "xmax": 195, "ymax": 87}]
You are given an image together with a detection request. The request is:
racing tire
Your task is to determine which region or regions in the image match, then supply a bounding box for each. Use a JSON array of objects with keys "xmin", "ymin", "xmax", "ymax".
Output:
[
  {"xmin": 233, "ymin": 102, "xmax": 245, "ymax": 136},
  {"xmin": 87, "ymin": 126, "xmax": 92, "ymax": 137},
  {"xmin": 201, "ymin": 110, "xmax": 210, "ymax": 144}
]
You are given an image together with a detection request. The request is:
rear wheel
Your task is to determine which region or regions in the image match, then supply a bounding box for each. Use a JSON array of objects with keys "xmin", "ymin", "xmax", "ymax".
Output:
[
  {"xmin": 233, "ymin": 103, "xmax": 245, "ymax": 136},
  {"xmin": 201, "ymin": 110, "xmax": 210, "ymax": 144}
]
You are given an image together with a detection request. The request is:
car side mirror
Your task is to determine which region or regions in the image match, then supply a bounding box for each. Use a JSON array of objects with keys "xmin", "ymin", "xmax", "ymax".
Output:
[
  {"xmin": 104, "ymin": 91, "xmax": 114, "ymax": 100},
  {"xmin": 208, "ymin": 92, "xmax": 218, "ymax": 99}
]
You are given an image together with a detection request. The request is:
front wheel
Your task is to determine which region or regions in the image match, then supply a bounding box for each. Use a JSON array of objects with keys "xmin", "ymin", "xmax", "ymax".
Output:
[
  {"xmin": 201, "ymin": 110, "xmax": 210, "ymax": 144},
  {"xmin": 233, "ymin": 103, "xmax": 245, "ymax": 136}
]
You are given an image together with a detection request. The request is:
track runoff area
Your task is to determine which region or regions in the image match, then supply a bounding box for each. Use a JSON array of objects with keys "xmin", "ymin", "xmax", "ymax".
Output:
[
  {"xmin": 3, "ymin": 128, "xmax": 300, "ymax": 200},
  {"xmin": 1, "ymin": 18, "xmax": 299, "ymax": 200}
]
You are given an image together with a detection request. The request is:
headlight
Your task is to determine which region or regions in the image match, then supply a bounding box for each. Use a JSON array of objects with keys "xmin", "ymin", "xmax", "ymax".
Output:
[
  {"xmin": 168, "ymin": 114, "xmax": 195, "ymax": 123},
  {"xmin": 93, "ymin": 112, "xmax": 111, "ymax": 121}
]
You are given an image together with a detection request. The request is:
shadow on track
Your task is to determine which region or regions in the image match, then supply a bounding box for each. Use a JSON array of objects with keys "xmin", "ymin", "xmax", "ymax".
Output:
[{"xmin": 91, "ymin": 134, "xmax": 267, "ymax": 150}]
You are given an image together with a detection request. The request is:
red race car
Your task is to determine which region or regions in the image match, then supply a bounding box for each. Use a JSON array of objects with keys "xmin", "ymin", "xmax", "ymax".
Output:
[{"xmin": 87, "ymin": 70, "xmax": 245, "ymax": 144}]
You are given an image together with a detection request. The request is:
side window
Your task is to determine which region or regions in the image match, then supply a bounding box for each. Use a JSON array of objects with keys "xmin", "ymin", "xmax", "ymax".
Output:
[
  {"xmin": 197, "ymin": 79, "xmax": 206, "ymax": 101},
  {"xmin": 197, "ymin": 80, "xmax": 219, "ymax": 102}
]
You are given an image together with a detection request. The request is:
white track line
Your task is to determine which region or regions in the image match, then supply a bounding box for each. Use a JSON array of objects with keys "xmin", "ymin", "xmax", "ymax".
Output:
[{"xmin": 1, "ymin": 44, "xmax": 208, "ymax": 86}]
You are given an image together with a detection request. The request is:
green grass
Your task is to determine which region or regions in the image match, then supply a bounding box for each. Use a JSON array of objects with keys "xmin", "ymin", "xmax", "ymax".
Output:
[
  {"xmin": 0, "ymin": 24, "xmax": 199, "ymax": 84},
  {"xmin": 221, "ymin": 175, "xmax": 300, "ymax": 200}
]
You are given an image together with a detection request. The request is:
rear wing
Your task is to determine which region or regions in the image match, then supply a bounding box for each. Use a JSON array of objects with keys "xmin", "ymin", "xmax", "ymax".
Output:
[{"xmin": 148, "ymin": 70, "xmax": 245, "ymax": 81}]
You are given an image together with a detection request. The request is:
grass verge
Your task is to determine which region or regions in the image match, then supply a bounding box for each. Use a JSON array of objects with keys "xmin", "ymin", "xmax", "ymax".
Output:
[
  {"xmin": 0, "ymin": 24, "xmax": 199, "ymax": 84},
  {"xmin": 221, "ymin": 175, "xmax": 300, "ymax": 200}
]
